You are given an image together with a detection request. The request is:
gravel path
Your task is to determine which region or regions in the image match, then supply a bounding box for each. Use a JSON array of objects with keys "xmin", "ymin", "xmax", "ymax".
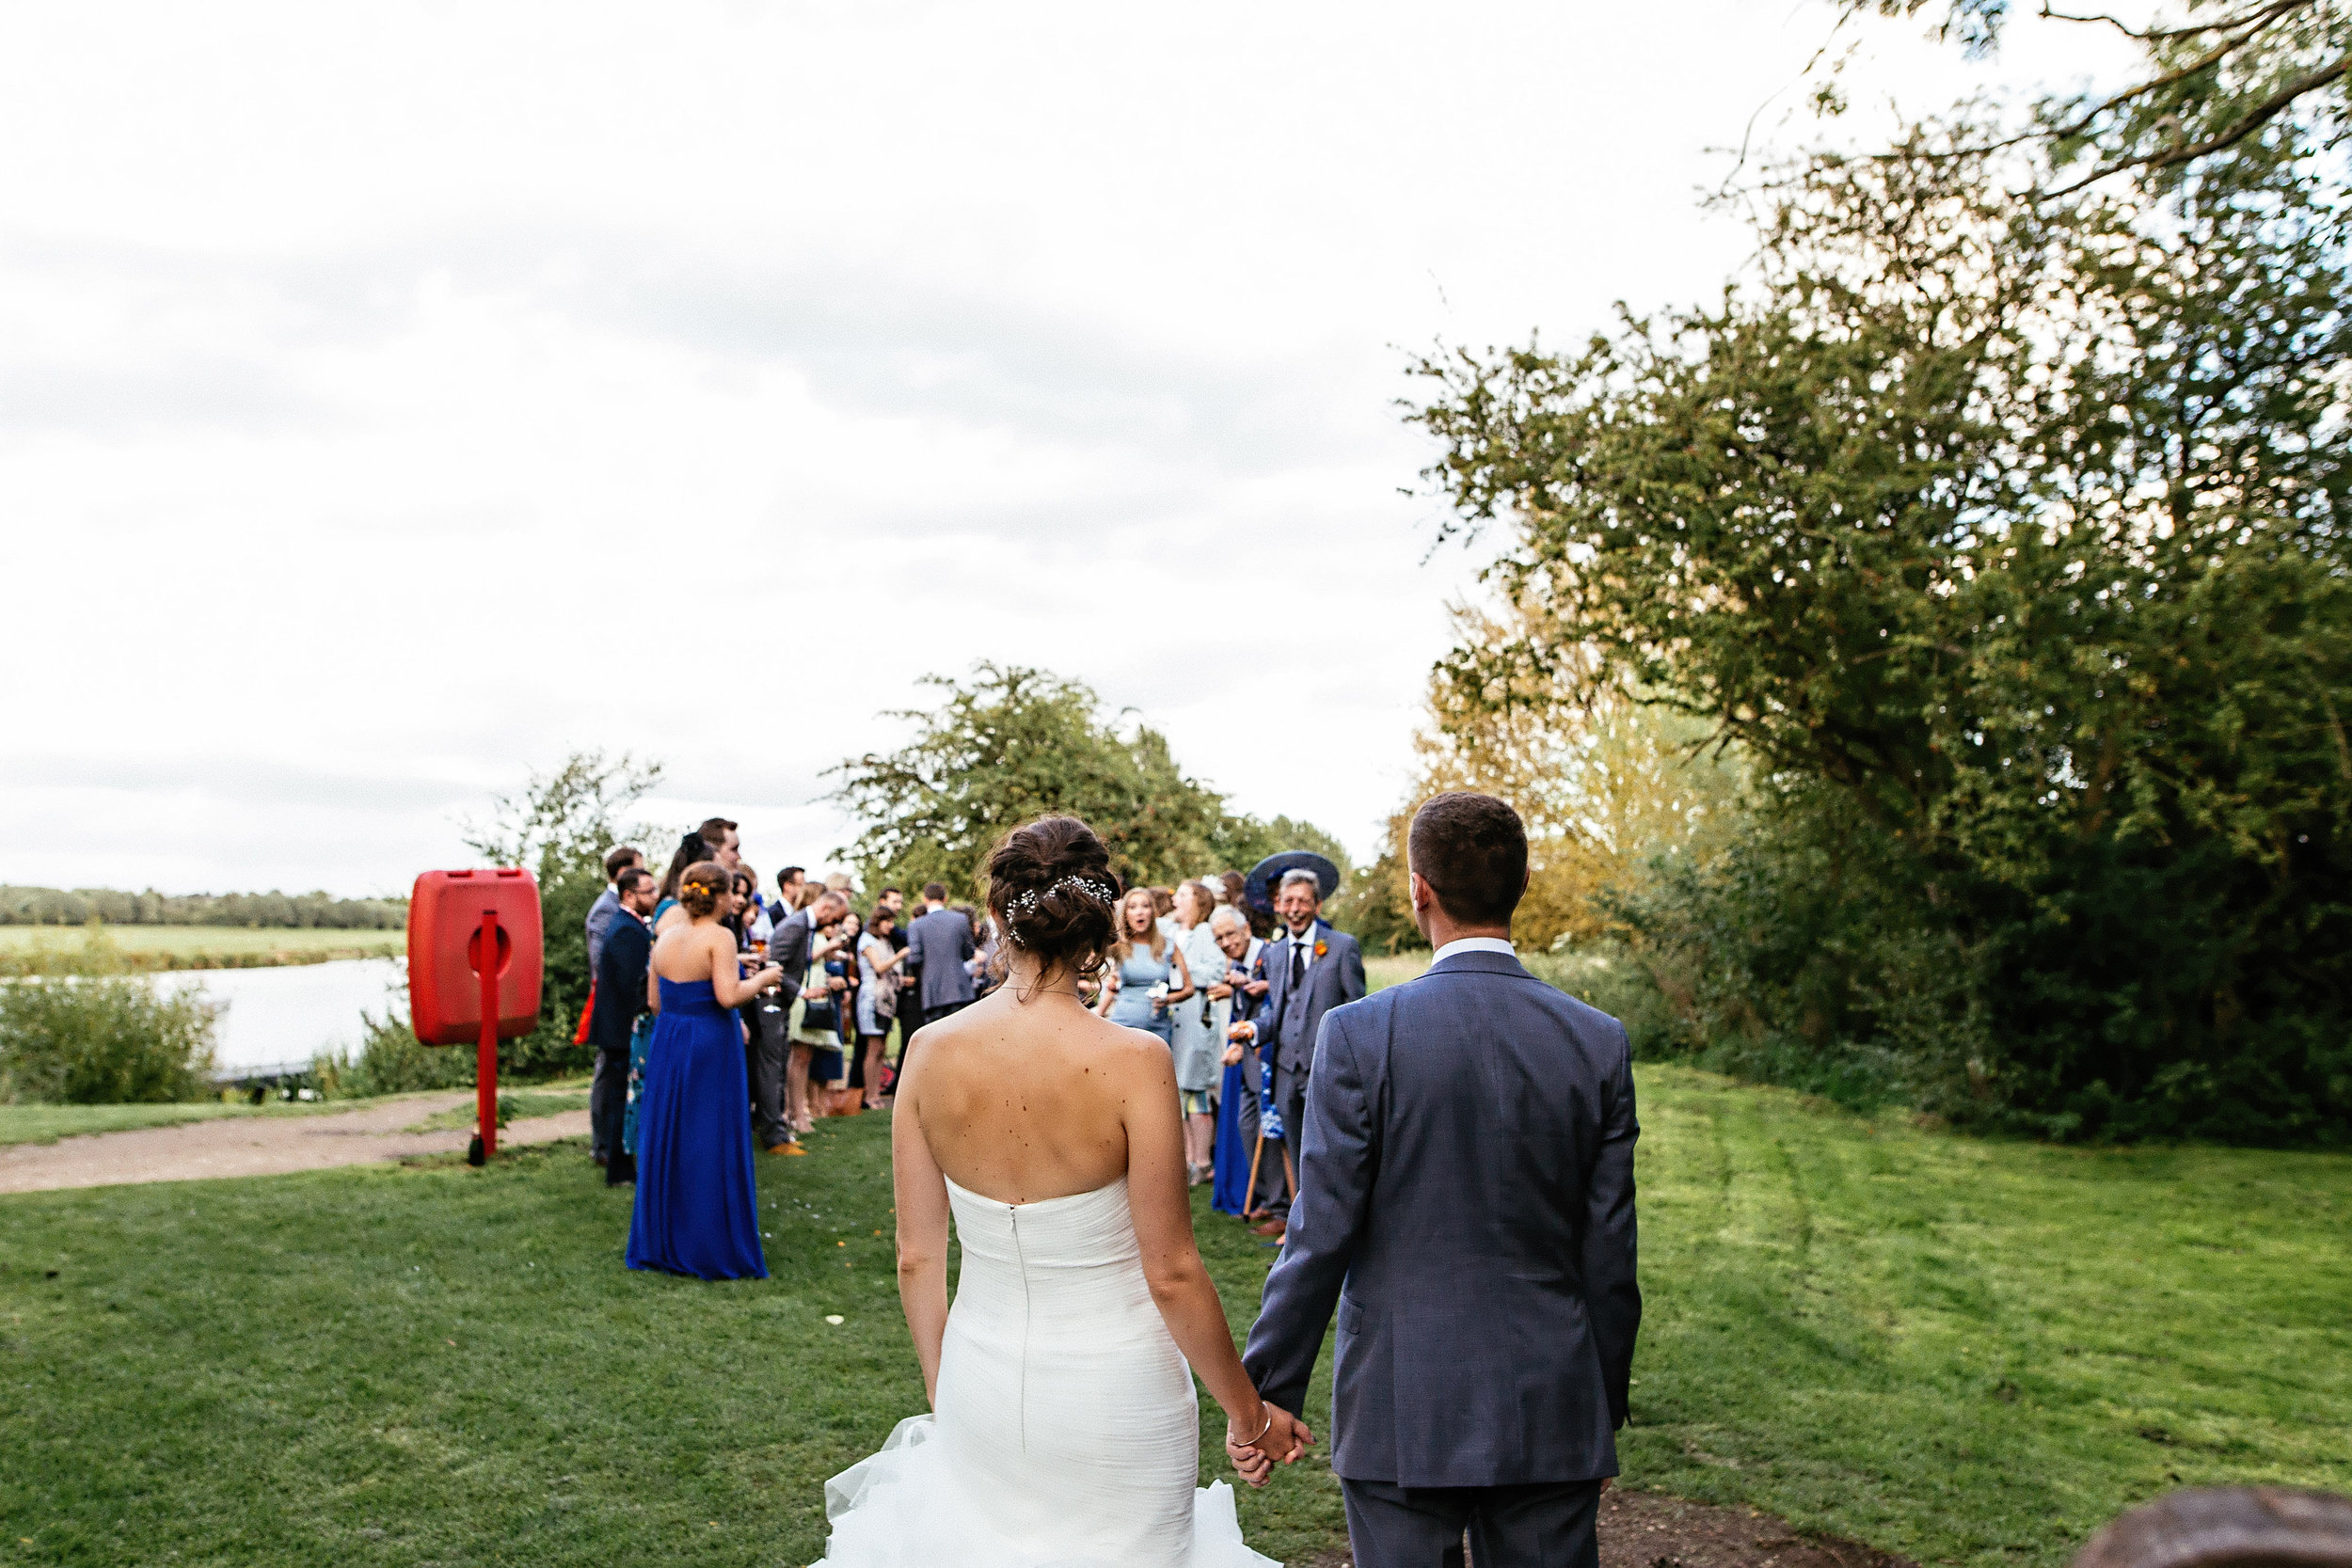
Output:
[{"xmin": 0, "ymin": 1093, "xmax": 591, "ymax": 1195}]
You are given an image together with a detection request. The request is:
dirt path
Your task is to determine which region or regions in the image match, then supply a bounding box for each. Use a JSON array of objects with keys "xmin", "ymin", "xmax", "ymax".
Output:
[
  {"xmin": 1305, "ymin": 1489, "xmax": 1916, "ymax": 1568},
  {"xmin": 0, "ymin": 1094, "xmax": 590, "ymax": 1195}
]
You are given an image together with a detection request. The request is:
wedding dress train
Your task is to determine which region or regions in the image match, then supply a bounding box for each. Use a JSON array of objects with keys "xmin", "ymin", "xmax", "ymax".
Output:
[{"xmin": 820, "ymin": 1174, "xmax": 1278, "ymax": 1568}]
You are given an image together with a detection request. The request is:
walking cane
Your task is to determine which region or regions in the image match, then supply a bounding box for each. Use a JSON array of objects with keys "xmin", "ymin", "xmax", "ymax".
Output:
[{"xmin": 1243, "ymin": 1131, "xmax": 1266, "ymax": 1216}]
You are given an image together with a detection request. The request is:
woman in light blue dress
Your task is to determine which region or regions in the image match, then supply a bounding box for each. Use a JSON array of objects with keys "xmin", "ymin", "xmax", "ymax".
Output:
[
  {"xmin": 1095, "ymin": 887, "xmax": 1192, "ymax": 1046},
  {"xmin": 1166, "ymin": 881, "xmax": 1230, "ymax": 1186}
]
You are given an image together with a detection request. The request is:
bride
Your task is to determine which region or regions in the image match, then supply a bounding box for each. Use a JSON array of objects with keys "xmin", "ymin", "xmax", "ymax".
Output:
[{"xmin": 819, "ymin": 815, "xmax": 1311, "ymax": 1568}]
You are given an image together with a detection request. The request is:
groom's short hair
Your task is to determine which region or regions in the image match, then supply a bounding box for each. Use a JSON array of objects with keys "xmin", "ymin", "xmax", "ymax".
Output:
[{"xmin": 1408, "ymin": 792, "xmax": 1528, "ymax": 927}]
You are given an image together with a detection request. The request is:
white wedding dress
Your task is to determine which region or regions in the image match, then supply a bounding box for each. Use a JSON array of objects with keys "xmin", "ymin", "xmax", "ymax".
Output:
[{"xmin": 820, "ymin": 1174, "xmax": 1279, "ymax": 1568}]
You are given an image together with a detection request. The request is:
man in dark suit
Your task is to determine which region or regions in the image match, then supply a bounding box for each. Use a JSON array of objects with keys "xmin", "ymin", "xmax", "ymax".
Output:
[
  {"xmin": 590, "ymin": 867, "xmax": 660, "ymax": 1186},
  {"xmin": 904, "ymin": 881, "xmax": 976, "ymax": 1062},
  {"xmin": 1240, "ymin": 792, "xmax": 1642, "ymax": 1568},
  {"xmin": 760, "ymin": 881, "xmax": 847, "ymax": 1154},
  {"xmin": 1233, "ymin": 867, "xmax": 1365, "ymax": 1238}
]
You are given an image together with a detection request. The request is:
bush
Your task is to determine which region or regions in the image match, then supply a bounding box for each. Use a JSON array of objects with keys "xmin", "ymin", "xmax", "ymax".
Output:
[
  {"xmin": 1580, "ymin": 789, "xmax": 2352, "ymax": 1143},
  {"xmin": 0, "ymin": 975, "xmax": 220, "ymax": 1103},
  {"xmin": 310, "ymin": 977, "xmax": 474, "ymax": 1099}
]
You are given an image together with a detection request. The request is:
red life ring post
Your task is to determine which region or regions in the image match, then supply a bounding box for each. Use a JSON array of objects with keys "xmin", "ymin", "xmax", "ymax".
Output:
[{"xmin": 407, "ymin": 868, "xmax": 544, "ymax": 1164}]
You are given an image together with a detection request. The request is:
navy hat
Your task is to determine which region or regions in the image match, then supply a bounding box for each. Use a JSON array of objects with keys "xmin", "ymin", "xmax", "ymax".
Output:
[{"xmin": 1245, "ymin": 851, "xmax": 1342, "ymax": 915}]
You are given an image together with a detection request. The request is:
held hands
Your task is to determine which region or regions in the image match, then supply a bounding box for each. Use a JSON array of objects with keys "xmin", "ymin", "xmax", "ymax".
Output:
[{"xmin": 1224, "ymin": 1402, "xmax": 1313, "ymax": 1488}]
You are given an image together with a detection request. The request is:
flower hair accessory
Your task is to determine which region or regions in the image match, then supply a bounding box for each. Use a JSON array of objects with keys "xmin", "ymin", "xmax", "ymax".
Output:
[{"xmin": 1004, "ymin": 875, "xmax": 1119, "ymax": 944}]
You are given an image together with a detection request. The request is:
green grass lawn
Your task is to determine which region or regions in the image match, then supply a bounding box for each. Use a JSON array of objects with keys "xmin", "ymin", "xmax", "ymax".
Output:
[
  {"xmin": 0, "ymin": 1093, "xmax": 465, "ymax": 1148},
  {"xmin": 0, "ymin": 925, "xmax": 403, "ymax": 969},
  {"xmin": 3, "ymin": 1070, "xmax": 2346, "ymax": 1568}
]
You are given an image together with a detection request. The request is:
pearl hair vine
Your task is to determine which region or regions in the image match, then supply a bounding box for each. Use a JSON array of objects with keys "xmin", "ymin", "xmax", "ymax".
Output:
[{"xmin": 1004, "ymin": 875, "xmax": 1119, "ymax": 945}]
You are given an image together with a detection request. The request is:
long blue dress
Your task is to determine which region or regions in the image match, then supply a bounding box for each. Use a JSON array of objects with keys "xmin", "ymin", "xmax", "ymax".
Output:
[
  {"xmin": 1211, "ymin": 1055, "xmax": 1253, "ymax": 1215},
  {"xmin": 626, "ymin": 976, "xmax": 768, "ymax": 1280}
]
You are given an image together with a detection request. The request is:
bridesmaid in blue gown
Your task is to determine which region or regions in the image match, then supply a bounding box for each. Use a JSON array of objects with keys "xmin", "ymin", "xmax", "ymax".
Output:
[{"xmin": 627, "ymin": 860, "xmax": 782, "ymax": 1280}]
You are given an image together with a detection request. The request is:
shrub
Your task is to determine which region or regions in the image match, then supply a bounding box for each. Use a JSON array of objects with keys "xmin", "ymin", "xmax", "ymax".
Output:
[
  {"xmin": 310, "ymin": 977, "xmax": 473, "ymax": 1099},
  {"xmin": 0, "ymin": 975, "xmax": 220, "ymax": 1103}
]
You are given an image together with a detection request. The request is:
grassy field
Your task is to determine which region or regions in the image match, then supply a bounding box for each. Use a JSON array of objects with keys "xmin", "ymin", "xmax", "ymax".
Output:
[
  {"xmin": 0, "ymin": 926, "xmax": 403, "ymax": 969},
  {"xmin": 2, "ymin": 1070, "xmax": 2346, "ymax": 1568},
  {"xmin": 1362, "ymin": 951, "xmax": 1428, "ymax": 991}
]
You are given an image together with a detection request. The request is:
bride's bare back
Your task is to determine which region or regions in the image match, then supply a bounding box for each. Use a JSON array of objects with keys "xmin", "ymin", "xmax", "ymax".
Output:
[{"xmin": 900, "ymin": 982, "xmax": 1168, "ymax": 1205}]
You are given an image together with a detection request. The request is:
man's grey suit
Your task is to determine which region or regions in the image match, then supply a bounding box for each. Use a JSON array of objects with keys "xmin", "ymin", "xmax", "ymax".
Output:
[
  {"xmin": 1242, "ymin": 948, "xmax": 1642, "ymax": 1568},
  {"xmin": 1254, "ymin": 919, "xmax": 1365, "ymax": 1189},
  {"xmin": 750, "ymin": 907, "xmax": 818, "ymax": 1150},
  {"xmin": 906, "ymin": 906, "xmax": 977, "ymax": 1013}
]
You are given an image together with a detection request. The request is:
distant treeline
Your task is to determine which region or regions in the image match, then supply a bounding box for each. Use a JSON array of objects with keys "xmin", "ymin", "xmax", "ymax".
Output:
[{"xmin": 0, "ymin": 886, "xmax": 407, "ymax": 929}]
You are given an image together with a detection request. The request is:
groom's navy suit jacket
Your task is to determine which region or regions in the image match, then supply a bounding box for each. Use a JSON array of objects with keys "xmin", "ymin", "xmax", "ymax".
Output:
[{"xmin": 1242, "ymin": 948, "xmax": 1641, "ymax": 1488}]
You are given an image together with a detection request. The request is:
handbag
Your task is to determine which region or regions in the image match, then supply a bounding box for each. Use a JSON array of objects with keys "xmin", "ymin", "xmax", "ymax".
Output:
[{"xmin": 796, "ymin": 961, "xmax": 839, "ymax": 1034}]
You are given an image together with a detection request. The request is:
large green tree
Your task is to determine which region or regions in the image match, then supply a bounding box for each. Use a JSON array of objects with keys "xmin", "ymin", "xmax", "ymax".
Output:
[
  {"xmin": 828, "ymin": 665, "xmax": 1353, "ymax": 911},
  {"xmin": 1412, "ymin": 62, "xmax": 2352, "ymax": 1137}
]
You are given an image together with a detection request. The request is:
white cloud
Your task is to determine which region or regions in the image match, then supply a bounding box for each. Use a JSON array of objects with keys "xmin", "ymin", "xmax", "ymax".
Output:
[{"xmin": 0, "ymin": 0, "xmax": 2137, "ymax": 893}]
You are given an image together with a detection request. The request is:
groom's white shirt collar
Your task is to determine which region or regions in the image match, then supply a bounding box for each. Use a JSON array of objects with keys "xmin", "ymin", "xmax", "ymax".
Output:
[{"xmin": 1432, "ymin": 936, "xmax": 1517, "ymax": 964}]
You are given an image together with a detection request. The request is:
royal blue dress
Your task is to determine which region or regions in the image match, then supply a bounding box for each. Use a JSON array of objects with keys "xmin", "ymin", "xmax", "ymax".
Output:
[
  {"xmin": 1211, "ymin": 1054, "xmax": 1253, "ymax": 1215},
  {"xmin": 626, "ymin": 976, "xmax": 768, "ymax": 1280}
]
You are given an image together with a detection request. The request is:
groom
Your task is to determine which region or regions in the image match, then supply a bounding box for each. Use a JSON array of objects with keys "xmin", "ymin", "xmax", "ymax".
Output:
[{"xmin": 1239, "ymin": 792, "xmax": 1642, "ymax": 1568}]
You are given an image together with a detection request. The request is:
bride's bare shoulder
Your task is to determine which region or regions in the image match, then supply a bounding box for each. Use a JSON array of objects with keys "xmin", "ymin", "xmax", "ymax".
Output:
[{"xmin": 1073, "ymin": 1015, "xmax": 1180, "ymax": 1081}]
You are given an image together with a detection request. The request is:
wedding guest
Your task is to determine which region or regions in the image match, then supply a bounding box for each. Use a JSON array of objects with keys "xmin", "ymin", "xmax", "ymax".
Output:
[
  {"xmin": 724, "ymin": 870, "xmax": 755, "ymax": 942},
  {"xmin": 726, "ymin": 869, "xmax": 764, "ymax": 1097},
  {"xmin": 1098, "ymin": 886, "xmax": 1191, "ymax": 1046},
  {"xmin": 874, "ymin": 887, "xmax": 916, "ymax": 1079},
  {"xmin": 767, "ymin": 885, "xmax": 850, "ymax": 1149},
  {"xmin": 583, "ymin": 844, "xmax": 644, "ymax": 1165},
  {"xmin": 775, "ymin": 865, "xmax": 806, "ymax": 914},
  {"xmin": 856, "ymin": 905, "xmax": 902, "ymax": 1109},
  {"xmin": 1206, "ymin": 906, "xmax": 1272, "ymax": 1218},
  {"xmin": 585, "ymin": 846, "xmax": 644, "ymax": 973},
  {"xmin": 627, "ymin": 862, "xmax": 780, "ymax": 1279},
  {"xmin": 793, "ymin": 908, "xmax": 850, "ymax": 1118},
  {"xmin": 740, "ymin": 870, "xmax": 774, "ymax": 948},
  {"xmin": 904, "ymin": 881, "xmax": 977, "ymax": 1060},
  {"xmin": 1221, "ymin": 868, "xmax": 1273, "ymax": 938},
  {"xmin": 1151, "ymin": 885, "xmax": 1177, "ymax": 931},
  {"xmin": 832, "ymin": 911, "xmax": 865, "ymax": 1113},
  {"xmin": 591, "ymin": 866, "xmax": 659, "ymax": 1185},
  {"xmin": 1233, "ymin": 867, "xmax": 1364, "ymax": 1238},
  {"xmin": 657, "ymin": 831, "xmax": 706, "ymax": 912},
  {"xmin": 655, "ymin": 821, "xmax": 737, "ymax": 935},
  {"xmin": 1168, "ymin": 880, "xmax": 1227, "ymax": 1185}
]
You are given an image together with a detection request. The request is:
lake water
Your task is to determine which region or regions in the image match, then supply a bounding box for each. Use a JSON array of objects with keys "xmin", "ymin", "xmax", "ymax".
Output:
[{"xmin": 156, "ymin": 958, "xmax": 406, "ymax": 1079}]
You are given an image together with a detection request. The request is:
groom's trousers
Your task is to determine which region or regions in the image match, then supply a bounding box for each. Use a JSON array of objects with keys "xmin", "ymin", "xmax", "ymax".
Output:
[{"xmin": 1341, "ymin": 1477, "xmax": 1601, "ymax": 1568}]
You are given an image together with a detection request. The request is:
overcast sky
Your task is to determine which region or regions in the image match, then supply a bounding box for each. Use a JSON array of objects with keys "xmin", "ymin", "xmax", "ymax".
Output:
[{"xmin": 0, "ymin": 2, "xmax": 2133, "ymax": 896}]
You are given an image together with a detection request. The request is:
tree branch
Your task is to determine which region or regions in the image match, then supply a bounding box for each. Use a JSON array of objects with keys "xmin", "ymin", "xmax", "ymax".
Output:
[
  {"xmin": 2042, "ymin": 50, "xmax": 2352, "ymax": 195},
  {"xmin": 2041, "ymin": 0, "xmax": 2305, "ymax": 144},
  {"xmin": 2039, "ymin": 0, "xmax": 2313, "ymax": 44}
]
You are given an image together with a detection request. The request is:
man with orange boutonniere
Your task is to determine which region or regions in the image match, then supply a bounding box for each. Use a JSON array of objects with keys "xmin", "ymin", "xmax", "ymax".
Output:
[{"xmin": 1231, "ymin": 863, "xmax": 1363, "ymax": 1241}]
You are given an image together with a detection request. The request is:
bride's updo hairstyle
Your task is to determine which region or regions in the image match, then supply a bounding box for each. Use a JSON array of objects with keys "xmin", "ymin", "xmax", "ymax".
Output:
[
  {"xmin": 676, "ymin": 861, "xmax": 730, "ymax": 919},
  {"xmin": 986, "ymin": 816, "xmax": 1123, "ymax": 982}
]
